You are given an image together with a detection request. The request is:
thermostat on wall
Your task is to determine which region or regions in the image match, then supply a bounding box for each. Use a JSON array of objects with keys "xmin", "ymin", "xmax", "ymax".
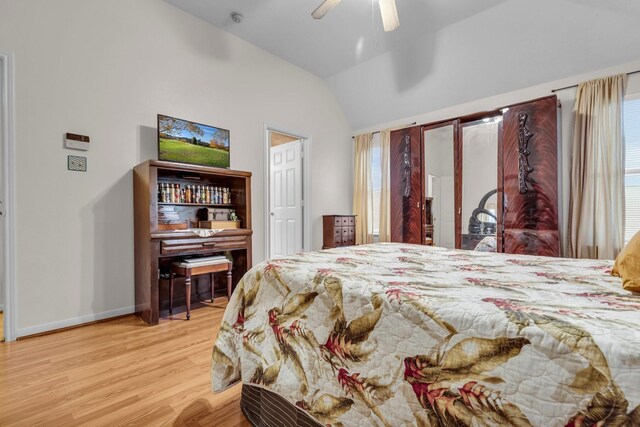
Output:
[{"xmin": 65, "ymin": 132, "xmax": 90, "ymax": 151}]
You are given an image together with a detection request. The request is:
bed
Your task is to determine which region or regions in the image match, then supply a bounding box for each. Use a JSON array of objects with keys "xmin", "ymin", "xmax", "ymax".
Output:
[{"xmin": 211, "ymin": 243, "xmax": 640, "ymax": 427}]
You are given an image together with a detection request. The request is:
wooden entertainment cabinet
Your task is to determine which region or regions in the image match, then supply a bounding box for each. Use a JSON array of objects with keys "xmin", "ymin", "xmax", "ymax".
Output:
[{"xmin": 133, "ymin": 160, "xmax": 252, "ymax": 325}]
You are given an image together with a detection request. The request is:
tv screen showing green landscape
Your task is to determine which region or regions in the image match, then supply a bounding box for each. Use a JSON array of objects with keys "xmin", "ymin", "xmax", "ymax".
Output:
[{"xmin": 157, "ymin": 114, "xmax": 230, "ymax": 168}]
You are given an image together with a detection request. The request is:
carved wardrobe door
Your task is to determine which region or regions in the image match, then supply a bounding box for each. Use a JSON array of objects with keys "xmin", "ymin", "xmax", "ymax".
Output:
[
  {"xmin": 390, "ymin": 126, "xmax": 423, "ymax": 244},
  {"xmin": 501, "ymin": 96, "xmax": 560, "ymax": 256}
]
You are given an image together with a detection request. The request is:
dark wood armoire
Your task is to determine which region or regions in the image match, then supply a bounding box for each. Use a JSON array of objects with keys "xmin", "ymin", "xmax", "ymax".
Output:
[
  {"xmin": 390, "ymin": 126, "xmax": 423, "ymax": 244},
  {"xmin": 389, "ymin": 95, "xmax": 560, "ymax": 256},
  {"xmin": 501, "ymin": 96, "xmax": 560, "ymax": 256}
]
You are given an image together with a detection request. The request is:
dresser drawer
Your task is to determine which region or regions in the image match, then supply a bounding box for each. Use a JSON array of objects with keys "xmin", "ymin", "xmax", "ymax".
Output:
[
  {"xmin": 334, "ymin": 217, "xmax": 342, "ymax": 227},
  {"xmin": 161, "ymin": 235, "xmax": 247, "ymax": 255},
  {"xmin": 342, "ymin": 234, "xmax": 355, "ymax": 245},
  {"xmin": 348, "ymin": 217, "xmax": 355, "ymax": 225}
]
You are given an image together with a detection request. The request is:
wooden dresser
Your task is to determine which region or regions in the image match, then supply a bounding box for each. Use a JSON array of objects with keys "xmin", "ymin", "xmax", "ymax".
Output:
[
  {"xmin": 323, "ymin": 215, "xmax": 356, "ymax": 249},
  {"xmin": 133, "ymin": 160, "xmax": 252, "ymax": 325}
]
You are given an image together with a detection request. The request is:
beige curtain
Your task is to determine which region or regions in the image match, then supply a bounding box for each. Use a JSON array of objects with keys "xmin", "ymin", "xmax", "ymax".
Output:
[
  {"xmin": 379, "ymin": 130, "xmax": 392, "ymax": 242},
  {"xmin": 568, "ymin": 74, "xmax": 627, "ymax": 259},
  {"xmin": 353, "ymin": 133, "xmax": 374, "ymax": 244}
]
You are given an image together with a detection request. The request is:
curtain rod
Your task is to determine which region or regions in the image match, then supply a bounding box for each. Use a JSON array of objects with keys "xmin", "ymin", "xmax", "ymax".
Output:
[
  {"xmin": 352, "ymin": 122, "xmax": 417, "ymax": 139},
  {"xmin": 551, "ymin": 69, "xmax": 640, "ymax": 93}
]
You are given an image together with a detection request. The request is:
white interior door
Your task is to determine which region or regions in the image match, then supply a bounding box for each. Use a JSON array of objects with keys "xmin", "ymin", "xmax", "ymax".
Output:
[{"xmin": 270, "ymin": 140, "xmax": 303, "ymax": 258}]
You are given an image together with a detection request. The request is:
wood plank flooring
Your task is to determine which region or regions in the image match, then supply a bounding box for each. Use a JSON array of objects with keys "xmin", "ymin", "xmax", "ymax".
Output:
[{"xmin": 0, "ymin": 301, "xmax": 251, "ymax": 426}]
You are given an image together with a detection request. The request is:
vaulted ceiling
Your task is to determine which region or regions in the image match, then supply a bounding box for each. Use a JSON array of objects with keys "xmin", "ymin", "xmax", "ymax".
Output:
[
  {"xmin": 165, "ymin": 0, "xmax": 507, "ymax": 78},
  {"xmin": 166, "ymin": 0, "xmax": 640, "ymax": 130}
]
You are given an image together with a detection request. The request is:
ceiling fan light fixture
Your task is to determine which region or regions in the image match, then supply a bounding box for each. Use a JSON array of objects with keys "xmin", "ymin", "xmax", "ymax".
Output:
[
  {"xmin": 379, "ymin": 0, "xmax": 399, "ymax": 32},
  {"xmin": 312, "ymin": 0, "xmax": 342, "ymax": 19}
]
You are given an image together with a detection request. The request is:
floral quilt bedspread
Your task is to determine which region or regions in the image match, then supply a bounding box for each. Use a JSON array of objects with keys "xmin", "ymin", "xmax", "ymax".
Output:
[{"xmin": 211, "ymin": 243, "xmax": 640, "ymax": 427}]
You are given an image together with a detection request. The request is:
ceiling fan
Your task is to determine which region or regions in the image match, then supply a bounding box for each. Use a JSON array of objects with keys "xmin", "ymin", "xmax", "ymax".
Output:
[{"xmin": 312, "ymin": 0, "xmax": 400, "ymax": 32}]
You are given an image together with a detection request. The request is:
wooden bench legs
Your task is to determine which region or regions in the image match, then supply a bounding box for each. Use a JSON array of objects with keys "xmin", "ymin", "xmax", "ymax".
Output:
[
  {"xmin": 170, "ymin": 273, "xmax": 193, "ymax": 320},
  {"xmin": 210, "ymin": 273, "xmax": 215, "ymax": 303},
  {"xmin": 169, "ymin": 261, "xmax": 233, "ymax": 320},
  {"xmin": 209, "ymin": 268, "xmax": 231, "ymax": 302}
]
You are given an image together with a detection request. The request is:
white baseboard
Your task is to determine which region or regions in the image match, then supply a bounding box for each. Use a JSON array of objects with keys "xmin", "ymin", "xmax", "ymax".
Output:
[
  {"xmin": 0, "ymin": 304, "xmax": 4, "ymax": 312},
  {"xmin": 16, "ymin": 306, "xmax": 136, "ymax": 338}
]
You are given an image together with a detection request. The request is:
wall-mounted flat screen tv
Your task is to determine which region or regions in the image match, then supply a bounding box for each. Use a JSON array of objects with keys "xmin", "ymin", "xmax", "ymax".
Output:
[{"xmin": 158, "ymin": 114, "xmax": 230, "ymax": 168}]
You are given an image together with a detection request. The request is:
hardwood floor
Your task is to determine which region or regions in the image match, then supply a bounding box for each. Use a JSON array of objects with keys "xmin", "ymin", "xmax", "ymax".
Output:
[{"xmin": 0, "ymin": 301, "xmax": 251, "ymax": 426}]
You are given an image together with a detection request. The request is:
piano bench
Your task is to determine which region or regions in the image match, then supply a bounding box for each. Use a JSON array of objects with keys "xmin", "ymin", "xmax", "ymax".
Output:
[{"xmin": 169, "ymin": 258, "xmax": 233, "ymax": 320}]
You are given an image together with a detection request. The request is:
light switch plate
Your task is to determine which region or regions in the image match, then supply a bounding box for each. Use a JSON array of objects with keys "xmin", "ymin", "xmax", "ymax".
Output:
[{"xmin": 68, "ymin": 155, "xmax": 87, "ymax": 172}]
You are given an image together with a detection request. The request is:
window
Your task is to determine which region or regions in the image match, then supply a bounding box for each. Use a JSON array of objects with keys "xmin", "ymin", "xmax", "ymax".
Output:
[
  {"xmin": 370, "ymin": 134, "xmax": 382, "ymax": 236},
  {"xmin": 624, "ymin": 95, "xmax": 640, "ymax": 244}
]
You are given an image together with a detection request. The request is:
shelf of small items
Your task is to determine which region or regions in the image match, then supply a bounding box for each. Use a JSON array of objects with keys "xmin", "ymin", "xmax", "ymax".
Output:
[
  {"xmin": 158, "ymin": 202, "xmax": 234, "ymax": 207},
  {"xmin": 158, "ymin": 182, "xmax": 232, "ymax": 205},
  {"xmin": 155, "ymin": 168, "xmax": 247, "ymax": 232}
]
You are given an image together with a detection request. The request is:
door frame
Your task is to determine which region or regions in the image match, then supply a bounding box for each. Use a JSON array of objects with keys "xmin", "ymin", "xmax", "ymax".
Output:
[
  {"xmin": 263, "ymin": 124, "xmax": 312, "ymax": 260},
  {"xmin": 1, "ymin": 52, "xmax": 17, "ymax": 342}
]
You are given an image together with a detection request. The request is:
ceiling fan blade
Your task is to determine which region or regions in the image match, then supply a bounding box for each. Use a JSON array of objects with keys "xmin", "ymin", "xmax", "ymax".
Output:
[
  {"xmin": 379, "ymin": 0, "xmax": 399, "ymax": 32},
  {"xmin": 311, "ymin": 0, "xmax": 342, "ymax": 19}
]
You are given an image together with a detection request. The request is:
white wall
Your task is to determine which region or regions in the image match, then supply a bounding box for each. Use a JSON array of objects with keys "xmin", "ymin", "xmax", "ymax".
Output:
[
  {"xmin": 0, "ymin": 0, "xmax": 352, "ymax": 336},
  {"xmin": 354, "ymin": 60, "xmax": 640, "ymax": 257},
  {"xmin": 328, "ymin": 0, "xmax": 640, "ymax": 130}
]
